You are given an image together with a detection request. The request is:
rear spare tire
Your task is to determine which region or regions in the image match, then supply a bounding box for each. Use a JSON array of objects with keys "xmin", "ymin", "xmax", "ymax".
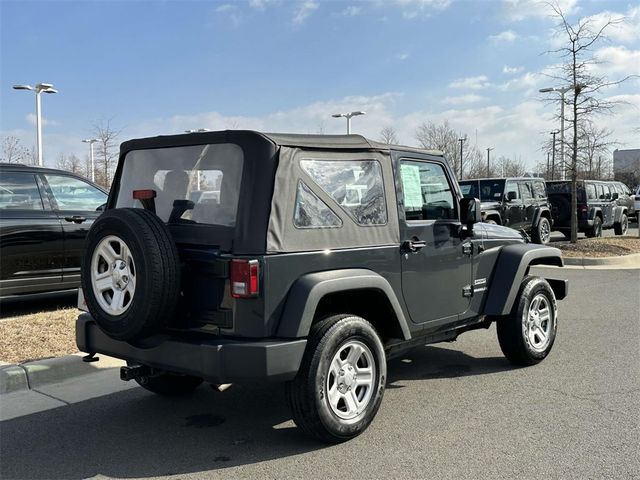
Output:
[{"xmin": 81, "ymin": 208, "xmax": 180, "ymax": 341}]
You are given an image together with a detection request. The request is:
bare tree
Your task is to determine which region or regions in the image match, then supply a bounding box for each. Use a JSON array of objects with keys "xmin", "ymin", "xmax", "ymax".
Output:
[
  {"xmin": 578, "ymin": 121, "xmax": 616, "ymax": 179},
  {"xmin": 93, "ymin": 119, "xmax": 121, "ymax": 187},
  {"xmin": 378, "ymin": 126, "xmax": 399, "ymax": 145},
  {"xmin": 415, "ymin": 121, "xmax": 480, "ymax": 179},
  {"xmin": 546, "ymin": 3, "xmax": 632, "ymax": 242},
  {"xmin": 56, "ymin": 153, "xmax": 87, "ymax": 177},
  {"xmin": 1, "ymin": 136, "xmax": 30, "ymax": 164}
]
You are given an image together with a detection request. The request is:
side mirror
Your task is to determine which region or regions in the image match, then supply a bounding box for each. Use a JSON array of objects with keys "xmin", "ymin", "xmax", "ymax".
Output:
[
  {"xmin": 506, "ymin": 191, "xmax": 517, "ymax": 201},
  {"xmin": 611, "ymin": 192, "xmax": 619, "ymax": 200},
  {"xmin": 460, "ymin": 197, "xmax": 481, "ymax": 229}
]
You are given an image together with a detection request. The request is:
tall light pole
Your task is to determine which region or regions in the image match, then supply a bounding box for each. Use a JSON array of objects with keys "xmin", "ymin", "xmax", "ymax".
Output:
[
  {"xmin": 82, "ymin": 138, "xmax": 99, "ymax": 182},
  {"xmin": 549, "ymin": 129, "xmax": 560, "ymax": 180},
  {"xmin": 486, "ymin": 147, "xmax": 494, "ymax": 177},
  {"xmin": 13, "ymin": 83, "xmax": 58, "ymax": 166},
  {"xmin": 539, "ymin": 86, "xmax": 576, "ymax": 180},
  {"xmin": 458, "ymin": 137, "xmax": 466, "ymax": 180},
  {"xmin": 331, "ymin": 111, "xmax": 365, "ymax": 134}
]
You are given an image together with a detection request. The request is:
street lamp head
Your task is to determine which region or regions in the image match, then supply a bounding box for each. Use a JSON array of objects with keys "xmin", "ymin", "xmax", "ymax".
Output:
[
  {"xmin": 539, "ymin": 87, "xmax": 555, "ymax": 93},
  {"xmin": 82, "ymin": 138, "xmax": 99, "ymax": 144},
  {"xmin": 35, "ymin": 83, "xmax": 54, "ymax": 90},
  {"xmin": 350, "ymin": 111, "xmax": 365, "ymax": 116},
  {"xmin": 13, "ymin": 84, "xmax": 34, "ymax": 91},
  {"xmin": 43, "ymin": 88, "xmax": 58, "ymax": 94},
  {"xmin": 331, "ymin": 113, "xmax": 344, "ymax": 118},
  {"xmin": 550, "ymin": 130, "xmax": 560, "ymax": 135}
]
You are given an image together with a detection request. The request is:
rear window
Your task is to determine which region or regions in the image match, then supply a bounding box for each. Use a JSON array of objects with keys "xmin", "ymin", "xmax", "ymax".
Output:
[
  {"xmin": 547, "ymin": 181, "xmax": 587, "ymax": 202},
  {"xmin": 116, "ymin": 144, "xmax": 243, "ymax": 226}
]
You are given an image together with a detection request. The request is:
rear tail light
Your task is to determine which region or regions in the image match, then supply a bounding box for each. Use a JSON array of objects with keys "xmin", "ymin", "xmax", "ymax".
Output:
[
  {"xmin": 580, "ymin": 204, "xmax": 588, "ymax": 219},
  {"xmin": 230, "ymin": 259, "xmax": 259, "ymax": 298}
]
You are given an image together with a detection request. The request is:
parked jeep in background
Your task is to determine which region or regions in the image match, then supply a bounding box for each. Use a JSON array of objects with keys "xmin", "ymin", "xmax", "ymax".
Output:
[
  {"xmin": 610, "ymin": 181, "xmax": 636, "ymax": 220},
  {"xmin": 77, "ymin": 131, "xmax": 567, "ymax": 443},
  {"xmin": 547, "ymin": 180, "xmax": 629, "ymax": 237},
  {"xmin": 458, "ymin": 177, "xmax": 552, "ymax": 244}
]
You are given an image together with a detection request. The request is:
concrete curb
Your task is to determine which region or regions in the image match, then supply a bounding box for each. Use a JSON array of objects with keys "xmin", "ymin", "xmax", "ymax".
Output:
[
  {"xmin": 562, "ymin": 252, "xmax": 640, "ymax": 267},
  {"xmin": 0, "ymin": 353, "xmax": 124, "ymax": 395}
]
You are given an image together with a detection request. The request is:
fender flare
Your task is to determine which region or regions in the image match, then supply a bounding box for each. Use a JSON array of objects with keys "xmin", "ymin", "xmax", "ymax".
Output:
[
  {"xmin": 613, "ymin": 206, "xmax": 627, "ymax": 224},
  {"xmin": 276, "ymin": 269, "xmax": 411, "ymax": 340},
  {"xmin": 589, "ymin": 207, "xmax": 602, "ymax": 221},
  {"xmin": 532, "ymin": 207, "xmax": 551, "ymax": 228},
  {"xmin": 483, "ymin": 244, "xmax": 564, "ymax": 316},
  {"xmin": 483, "ymin": 210, "xmax": 502, "ymax": 224}
]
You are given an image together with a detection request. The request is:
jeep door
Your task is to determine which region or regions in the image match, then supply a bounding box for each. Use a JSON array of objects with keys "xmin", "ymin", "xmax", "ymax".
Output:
[
  {"xmin": 396, "ymin": 157, "xmax": 471, "ymax": 325},
  {"xmin": 518, "ymin": 180, "xmax": 536, "ymax": 231},
  {"xmin": 602, "ymin": 184, "xmax": 615, "ymax": 227},
  {"xmin": 0, "ymin": 171, "xmax": 65, "ymax": 296},
  {"xmin": 503, "ymin": 180, "xmax": 523, "ymax": 229}
]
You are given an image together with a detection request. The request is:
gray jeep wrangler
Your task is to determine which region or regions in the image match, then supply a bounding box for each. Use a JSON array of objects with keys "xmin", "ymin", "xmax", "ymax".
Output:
[{"xmin": 77, "ymin": 131, "xmax": 567, "ymax": 443}]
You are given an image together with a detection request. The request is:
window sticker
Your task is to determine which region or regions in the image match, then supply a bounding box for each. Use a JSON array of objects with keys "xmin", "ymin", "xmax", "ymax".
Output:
[{"xmin": 400, "ymin": 164, "xmax": 423, "ymax": 209}]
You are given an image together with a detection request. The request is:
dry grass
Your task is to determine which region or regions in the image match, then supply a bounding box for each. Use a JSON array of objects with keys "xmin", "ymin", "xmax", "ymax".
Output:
[
  {"xmin": 0, "ymin": 308, "xmax": 79, "ymax": 364},
  {"xmin": 558, "ymin": 237, "xmax": 640, "ymax": 258}
]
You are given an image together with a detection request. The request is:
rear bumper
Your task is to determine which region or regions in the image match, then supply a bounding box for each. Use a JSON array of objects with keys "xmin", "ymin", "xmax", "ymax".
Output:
[{"xmin": 76, "ymin": 314, "xmax": 307, "ymax": 384}]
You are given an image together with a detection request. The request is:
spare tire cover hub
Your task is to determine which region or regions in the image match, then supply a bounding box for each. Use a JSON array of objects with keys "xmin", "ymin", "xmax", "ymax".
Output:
[{"xmin": 91, "ymin": 235, "xmax": 136, "ymax": 316}]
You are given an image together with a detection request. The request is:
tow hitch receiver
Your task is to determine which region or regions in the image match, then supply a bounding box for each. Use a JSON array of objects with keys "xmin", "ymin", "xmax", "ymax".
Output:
[{"xmin": 120, "ymin": 364, "xmax": 151, "ymax": 381}]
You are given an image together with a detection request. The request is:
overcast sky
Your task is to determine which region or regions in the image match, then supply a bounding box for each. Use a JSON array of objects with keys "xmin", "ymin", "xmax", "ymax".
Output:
[{"xmin": 1, "ymin": 0, "xmax": 638, "ymax": 170}]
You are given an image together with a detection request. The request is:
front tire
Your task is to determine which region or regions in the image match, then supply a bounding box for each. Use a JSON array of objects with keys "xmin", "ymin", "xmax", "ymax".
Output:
[
  {"xmin": 286, "ymin": 315, "xmax": 387, "ymax": 443},
  {"xmin": 614, "ymin": 214, "xmax": 628, "ymax": 236},
  {"xmin": 497, "ymin": 276, "xmax": 557, "ymax": 366}
]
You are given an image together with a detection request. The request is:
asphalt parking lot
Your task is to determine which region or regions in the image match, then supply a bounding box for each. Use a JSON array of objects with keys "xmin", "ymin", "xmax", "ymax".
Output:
[{"xmin": 1, "ymin": 266, "xmax": 638, "ymax": 480}]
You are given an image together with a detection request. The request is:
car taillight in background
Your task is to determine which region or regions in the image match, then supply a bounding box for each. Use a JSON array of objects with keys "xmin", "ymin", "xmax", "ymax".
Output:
[
  {"xmin": 230, "ymin": 259, "xmax": 259, "ymax": 298},
  {"xmin": 579, "ymin": 204, "xmax": 589, "ymax": 219}
]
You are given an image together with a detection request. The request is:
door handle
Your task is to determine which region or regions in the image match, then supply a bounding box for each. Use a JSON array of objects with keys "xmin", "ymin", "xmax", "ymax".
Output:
[
  {"xmin": 64, "ymin": 216, "xmax": 87, "ymax": 224},
  {"xmin": 402, "ymin": 238, "xmax": 427, "ymax": 253}
]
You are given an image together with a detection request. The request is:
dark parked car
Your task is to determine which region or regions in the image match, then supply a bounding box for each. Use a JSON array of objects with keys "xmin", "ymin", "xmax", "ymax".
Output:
[
  {"xmin": 0, "ymin": 163, "xmax": 108, "ymax": 298},
  {"xmin": 458, "ymin": 177, "xmax": 552, "ymax": 244},
  {"xmin": 547, "ymin": 180, "xmax": 629, "ymax": 237},
  {"xmin": 77, "ymin": 131, "xmax": 567, "ymax": 443}
]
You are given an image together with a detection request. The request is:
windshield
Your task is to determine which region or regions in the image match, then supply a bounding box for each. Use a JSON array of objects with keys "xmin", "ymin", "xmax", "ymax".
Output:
[
  {"xmin": 116, "ymin": 143, "xmax": 244, "ymax": 226},
  {"xmin": 459, "ymin": 180, "xmax": 505, "ymax": 201}
]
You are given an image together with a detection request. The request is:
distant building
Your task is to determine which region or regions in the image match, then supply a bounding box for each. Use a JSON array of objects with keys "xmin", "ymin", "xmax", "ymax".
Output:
[{"xmin": 613, "ymin": 148, "xmax": 640, "ymax": 187}]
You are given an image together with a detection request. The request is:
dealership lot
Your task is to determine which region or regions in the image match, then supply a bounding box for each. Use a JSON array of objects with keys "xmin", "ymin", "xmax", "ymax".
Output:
[{"xmin": 1, "ymin": 266, "xmax": 638, "ymax": 480}]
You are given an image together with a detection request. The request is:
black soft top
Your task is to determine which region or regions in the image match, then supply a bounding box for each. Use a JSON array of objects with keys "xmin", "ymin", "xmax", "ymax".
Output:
[{"xmin": 120, "ymin": 130, "xmax": 443, "ymax": 157}]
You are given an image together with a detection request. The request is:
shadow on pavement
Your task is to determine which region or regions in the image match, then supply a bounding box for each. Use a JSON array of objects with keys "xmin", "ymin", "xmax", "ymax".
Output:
[
  {"xmin": 0, "ymin": 291, "xmax": 77, "ymax": 319},
  {"xmin": 0, "ymin": 345, "xmax": 513, "ymax": 479}
]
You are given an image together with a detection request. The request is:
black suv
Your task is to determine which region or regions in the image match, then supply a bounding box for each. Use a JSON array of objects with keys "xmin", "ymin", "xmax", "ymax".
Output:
[
  {"xmin": 459, "ymin": 178, "xmax": 552, "ymax": 244},
  {"xmin": 547, "ymin": 180, "xmax": 630, "ymax": 237},
  {"xmin": 77, "ymin": 131, "xmax": 567, "ymax": 442},
  {"xmin": 0, "ymin": 163, "xmax": 107, "ymax": 298}
]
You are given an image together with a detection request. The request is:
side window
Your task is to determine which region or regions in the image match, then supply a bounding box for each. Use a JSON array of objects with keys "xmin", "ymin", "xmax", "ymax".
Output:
[
  {"xmin": 300, "ymin": 159, "xmax": 387, "ymax": 226},
  {"xmin": 399, "ymin": 160, "xmax": 456, "ymax": 221},
  {"xmin": 44, "ymin": 174, "xmax": 107, "ymax": 211},
  {"xmin": 293, "ymin": 181, "xmax": 342, "ymax": 229},
  {"xmin": 0, "ymin": 172, "xmax": 44, "ymax": 211},
  {"xmin": 519, "ymin": 182, "xmax": 533, "ymax": 201},
  {"xmin": 586, "ymin": 183, "xmax": 597, "ymax": 200},
  {"xmin": 505, "ymin": 181, "xmax": 520, "ymax": 201},
  {"xmin": 533, "ymin": 181, "xmax": 547, "ymax": 199},
  {"xmin": 596, "ymin": 184, "xmax": 605, "ymax": 200},
  {"xmin": 604, "ymin": 184, "xmax": 612, "ymax": 200}
]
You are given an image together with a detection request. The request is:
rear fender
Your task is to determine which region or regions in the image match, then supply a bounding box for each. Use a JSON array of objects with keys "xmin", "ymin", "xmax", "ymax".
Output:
[
  {"xmin": 613, "ymin": 206, "xmax": 627, "ymax": 224},
  {"xmin": 483, "ymin": 244, "xmax": 564, "ymax": 316},
  {"xmin": 276, "ymin": 269, "xmax": 411, "ymax": 340}
]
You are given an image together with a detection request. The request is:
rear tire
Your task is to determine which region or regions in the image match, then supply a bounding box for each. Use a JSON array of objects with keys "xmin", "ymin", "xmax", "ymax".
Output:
[
  {"xmin": 585, "ymin": 216, "xmax": 602, "ymax": 238},
  {"xmin": 532, "ymin": 217, "xmax": 551, "ymax": 244},
  {"xmin": 286, "ymin": 315, "xmax": 386, "ymax": 443},
  {"xmin": 614, "ymin": 214, "xmax": 628, "ymax": 236},
  {"xmin": 136, "ymin": 373, "xmax": 203, "ymax": 396},
  {"xmin": 497, "ymin": 276, "xmax": 557, "ymax": 366}
]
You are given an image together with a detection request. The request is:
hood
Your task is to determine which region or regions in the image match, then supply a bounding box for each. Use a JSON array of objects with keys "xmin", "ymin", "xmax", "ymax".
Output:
[{"xmin": 475, "ymin": 222, "xmax": 526, "ymax": 242}]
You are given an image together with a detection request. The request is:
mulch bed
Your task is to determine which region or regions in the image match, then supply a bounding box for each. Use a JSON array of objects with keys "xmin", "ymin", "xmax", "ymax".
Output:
[{"xmin": 557, "ymin": 237, "xmax": 640, "ymax": 258}]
